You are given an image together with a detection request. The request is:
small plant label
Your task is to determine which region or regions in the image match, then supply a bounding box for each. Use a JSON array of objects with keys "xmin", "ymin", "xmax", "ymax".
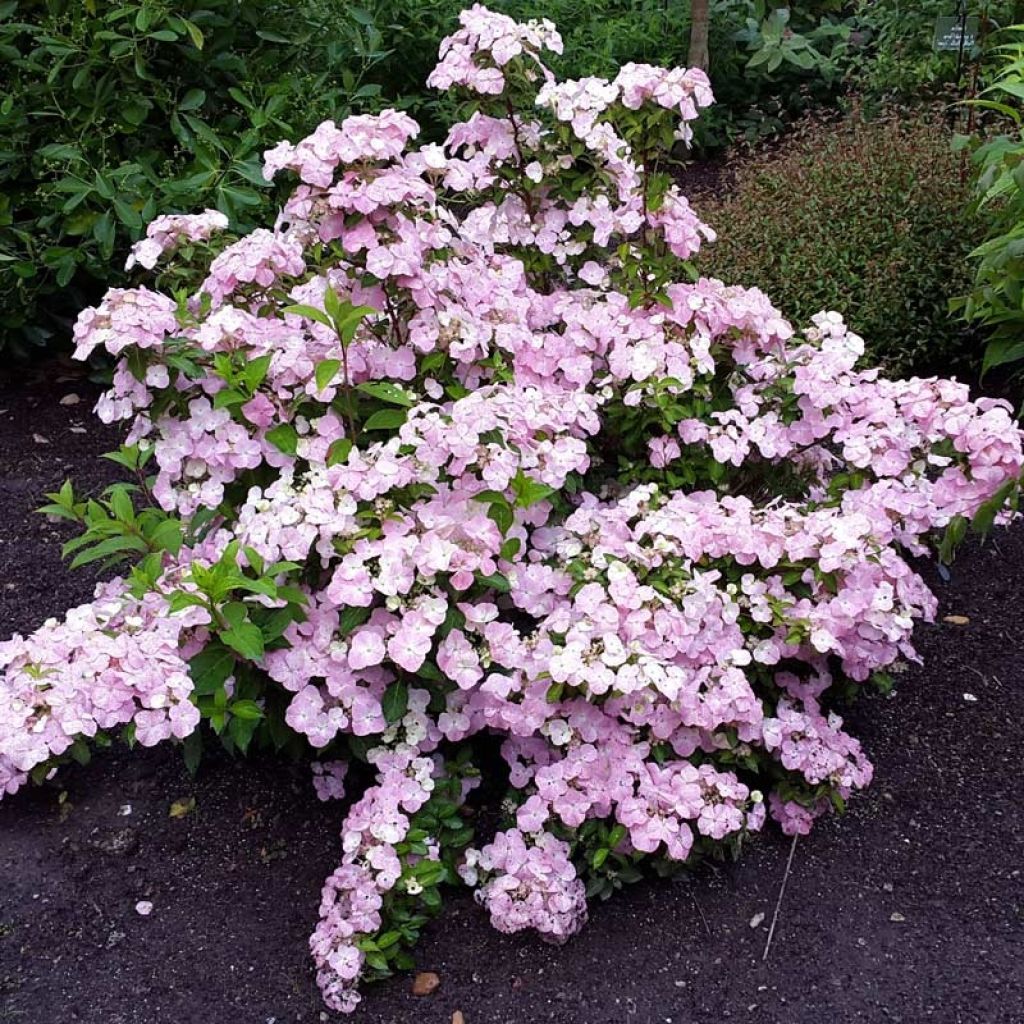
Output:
[{"xmin": 933, "ymin": 16, "xmax": 978, "ymax": 51}]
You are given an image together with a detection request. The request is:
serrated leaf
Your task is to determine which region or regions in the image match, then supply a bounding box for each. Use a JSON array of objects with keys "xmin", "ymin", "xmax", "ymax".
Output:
[{"xmin": 221, "ymin": 622, "xmax": 265, "ymax": 661}]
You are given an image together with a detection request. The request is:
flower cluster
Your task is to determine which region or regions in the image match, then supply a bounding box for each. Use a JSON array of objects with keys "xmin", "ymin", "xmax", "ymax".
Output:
[
  {"xmin": 461, "ymin": 828, "xmax": 587, "ymax": 942},
  {"xmin": 311, "ymin": 749, "xmax": 436, "ymax": 1012},
  {"xmin": 3, "ymin": 4, "xmax": 1021, "ymax": 1015},
  {"xmin": 125, "ymin": 209, "xmax": 229, "ymax": 271},
  {"xmin": 0, "ymin": 580, "xmax": 203, "ymax": 797}
]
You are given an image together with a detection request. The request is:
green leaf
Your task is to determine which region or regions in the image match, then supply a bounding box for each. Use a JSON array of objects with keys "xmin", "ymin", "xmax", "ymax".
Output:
[
  {"xmin": 382, "ymin": 680, "xmax": 409, "ymax": 724},
  {"xmin": 113, "ymin": 197, "xmax": 142, "ymax": 231},
  {"xmin": 188, "ymin": 644, "xmax": 235, "ymax": 696},
  {"xmin": 499, "ymin": 537, "xmax": 521, "ymax": 561},
  {"xmin": 511, "ymin": 470, "xmax": 554, "ymax": 509},
  {"xmin": 356, "ymin": 381, "xmax": 415, "ymax": 407},
  {"xmin": 363, "ymin": 408, "xmax": 407, "ymax": 432},
  {"xmin": 181, "ymin": 17, "xmax": 204, "ymax": 49},
  {"xmin": 413, "ymin": 859, "xmax": 446, "ymax": 886},
  {"xmin": 475, "ymin": 570, "xmax": 510, "ymax": 593},
  {"xmin": 265, "ymin": 423, "xmax": 299, "ymax": 456},
  {"xmin": 327, "ymin": 438, "xmax": 353, "ymax": 466},
  {"xmin": 108, "ymin": 487, "xmax": 134, "ymax": 523},
  {"xmin": 339, "ymin": 605, "xmax": 372, "ymax": 634},
  {"xmin": 221, "ymin": 622, "xmax": 265, "ymax": 662},
  {"xmin": 323, "ymin": 287, "xmax": 343, "ymax": 322},
  {"xmin": 69, "ymin": 534, "xmax": 148, "ymax": 569},
  {"xmin": 230, "ymin": 699, "xmax": 264, "ymax": 721},
  {"xmin": 282, "ymin": 303, "xmax": 333, "ymax": 329},
  {"xmin": 182, "ymin": 730, "xmax": 203, "ymax": 776},
  {"xmin": 243, "ymin": 354, "xmax": 274, "ymax": 391},
  {"xmin": 69, "ymin": 737, "xmax": 92, "ymax": 766},
  {"xmin": 214, "ymin": 388, "xmax": 247, "ymax": 411},
  {"xmin": 487, "ymin": 499, "xmax": 513, "ymax": 535},
  {"xmin": 983, "ymin": 336, "xmax": 1024, "ymax": 374},
  {"xmin": 315, "ymin": 359, "xmax": 341, "ymax": 391},
  {"xmin": 93, "ymin": 210, "xmax": 115, "ymax": 255},
  {"xmin": 178, "ymin": 88, "xmax": 206, "ymax": 112},
  {"xmin": 243, "ymin": 545, "xmax": 265, "ymax": 576},
  {"xmin": 228, "ymin": 714, "xmax": 258, "ymax": 754},
  {"xmin": 416, "ymin": 659, "xmax": 443, "ymax": 682},
  {"xmin": 608, "ymin": 824, "xmax": 627, "ymax": 847},
  {"xmin": 335, "ymin": 303, "xmax": 377, "ymax": 345}
]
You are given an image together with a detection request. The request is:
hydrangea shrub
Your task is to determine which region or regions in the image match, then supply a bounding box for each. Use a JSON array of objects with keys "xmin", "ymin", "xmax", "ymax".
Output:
[{"xmin": 3, "ymin": 5, "xmax": 1022, "ymax": 1013}]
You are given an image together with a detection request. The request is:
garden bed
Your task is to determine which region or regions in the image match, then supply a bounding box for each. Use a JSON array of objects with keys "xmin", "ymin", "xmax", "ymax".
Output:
[{"xmin": 0, "ymin": 373, "xmax": 1021, "ymax": 1024}]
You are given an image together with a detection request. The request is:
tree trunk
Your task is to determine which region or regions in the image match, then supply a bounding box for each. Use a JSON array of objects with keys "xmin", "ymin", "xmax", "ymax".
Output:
[{"xmin": 688, "ymin": 0, "xmax": 710, "ymax": 71}]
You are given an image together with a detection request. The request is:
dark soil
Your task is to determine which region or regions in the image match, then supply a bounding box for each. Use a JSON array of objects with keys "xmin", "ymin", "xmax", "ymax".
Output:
[{"xmin": 2, "ymin": 370, "xmax": 1023, "ymax": 1024}]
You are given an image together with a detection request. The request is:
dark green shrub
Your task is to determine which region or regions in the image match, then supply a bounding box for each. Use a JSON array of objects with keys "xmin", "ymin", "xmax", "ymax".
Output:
[
  {"xmin": 0, "ymin": 0, "xmax": 392, "ymax": 356},
  {"xmin": 957, "ymin": 24, "xmax": 1024, "ymax": 380},
  {"xmin": 695, "ymin": 110, "xmax": 978, "ymax": 376},
  {"xmin": 843, "ymin": 0, "xmax": 1017, "ymax": 106}
]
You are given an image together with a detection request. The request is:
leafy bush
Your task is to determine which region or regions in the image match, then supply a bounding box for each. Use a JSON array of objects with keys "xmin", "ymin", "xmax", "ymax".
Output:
[
  {"xmin": 0, "ymin": 0, "xmax": 392, "ymax": 356},
  {"xmin": 696, "ymin": 109, "xmax": 978, "ymax": 376},
  {"xmin": 958, "ymin": 24, "xmax": 1024, "ymax": 379},
  {"xmin": 843, "ymin": 0, "xmax": 1016, "ymax": 105},
  {"xmin": 2, "ymin": 8, "xmax": 1022, "ymax": 1011}
]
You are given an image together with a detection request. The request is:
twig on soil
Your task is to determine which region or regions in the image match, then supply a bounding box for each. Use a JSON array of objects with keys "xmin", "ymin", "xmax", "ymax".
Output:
[
  {"xmin": 690, "ymin": 889, "xmax": 711, "ymax": 936},
  {"xmin": 762, "ymin": 834, "xmax": 799, "ymax": 962}
]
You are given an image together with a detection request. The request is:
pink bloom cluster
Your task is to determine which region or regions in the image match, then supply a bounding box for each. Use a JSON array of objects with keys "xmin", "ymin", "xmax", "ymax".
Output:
[
  {"xmin": 312, "ymin": 759, "xmax": 349, "ymax": 801},
  {"xmin": 0, "ymin": 580, "xmax": 203, "ymax": 797},
  {"xmin": 263, "ymin": 111, "xmax": 421, "ymax": 187},
  {"xmin": 5, "ymin": 5, "xmax": 1023, "ymax": 1014},
  {"xmin": 125, "ymin": 209, "xmax": 229, "ymax": 271},
  {"xmin": 152, "ymin": 397, "xmax": 265, "ymax": 515},
  {"xmin": 71, "ymin": 286, "xmax": 179, "ymax": 361},
  {"xmin": 614, "ymin": 62, "xmax": 713, "ymax": 143},
  {"xmin": 200, "ymin": 228, "xmax": 306, "ymax": 306},
  {"xmin": 460, "ymin": 828, "xmax": 587, "ymax": 942},
  {"xmin": 311, "ymin": 749, "xmax": 436, "ymax": 1012},
  {"xmin": 428, "ymin": 3, "xmax": 562, "ymax": 95}
]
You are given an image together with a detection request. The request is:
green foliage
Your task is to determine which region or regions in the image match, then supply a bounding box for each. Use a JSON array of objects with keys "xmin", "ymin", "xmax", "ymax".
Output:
[
  {"xmin": 843, "ymin": 0, "xmax": 1016, "ymax": 105},
  {"xmin": 958, "ymin": 24, "xmax": 1024, "ymax": 378},
  {"xmin": 39, "ymin": 449, "xmax": 185, "ymax": 572},
  {"xmin": 0, "ymin": 0, "xmax": 391, "ymax": 357},
  {"xmin": 696, "ymin": 110, "xmax": 978, "ymax": 376}
]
